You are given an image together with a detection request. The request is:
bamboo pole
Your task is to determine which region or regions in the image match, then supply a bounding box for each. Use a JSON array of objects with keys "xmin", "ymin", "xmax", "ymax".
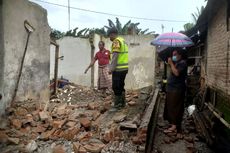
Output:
[{"xmin": 205, "ymin": 103, "xmax": 230, "ymax": 129}]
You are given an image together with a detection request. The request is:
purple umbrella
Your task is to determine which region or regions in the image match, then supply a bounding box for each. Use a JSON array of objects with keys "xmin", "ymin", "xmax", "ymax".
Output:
[{"xmin": 151, "ymin": 32, "xmax": 194, "ymax": 47}]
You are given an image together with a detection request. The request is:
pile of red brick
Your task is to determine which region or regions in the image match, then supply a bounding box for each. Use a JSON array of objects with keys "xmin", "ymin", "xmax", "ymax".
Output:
[{"xmin": 0, "ymin": 85, "xmax": 149, "ymax": 153}]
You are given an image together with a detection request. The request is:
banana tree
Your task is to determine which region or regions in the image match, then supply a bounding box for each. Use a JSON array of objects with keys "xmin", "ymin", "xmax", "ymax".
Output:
[
  {"xmin": 183, "ymin": 5, "xmax": 205, "ymax": 31},
  {"xmin": 104, "ymin": 18, "xmax": 154, "ymax": 35}
]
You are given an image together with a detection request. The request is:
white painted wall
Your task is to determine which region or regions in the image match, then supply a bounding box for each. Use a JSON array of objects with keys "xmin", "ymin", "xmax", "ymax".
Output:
[
  {"xmin": 51, "ymin": 34, "xmax": 156, "ymax": 90},
  {"xmin": 50, "ymin": 37, "xmax": 91, "ymax": 86},
  {"xmin": 103, "ymin": 35, "xmax": 156, "ymax": 90}
]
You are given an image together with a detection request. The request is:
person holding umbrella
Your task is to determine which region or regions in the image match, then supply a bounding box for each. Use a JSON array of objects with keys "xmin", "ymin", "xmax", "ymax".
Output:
[
  {"xmin": 163, "ymin": 48, "xmax": 187, "ymax": 133},
  {"xmin": 151, "ymin": 32, "xmax": 192, "ymax": 133}
]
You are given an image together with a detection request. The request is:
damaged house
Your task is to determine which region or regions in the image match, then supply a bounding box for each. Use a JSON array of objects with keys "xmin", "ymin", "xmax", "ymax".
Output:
[
  {"xmin": 0, "ymin": 0, "xmax": 51, "ymax": 115},
  {"xmin": 186, "ymin": 0, "xmax": 230, "ymax": 151}
]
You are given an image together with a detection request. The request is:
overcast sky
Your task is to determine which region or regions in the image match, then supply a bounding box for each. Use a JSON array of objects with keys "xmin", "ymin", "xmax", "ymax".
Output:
[{"xmin": 30, "ymin": 0, "xmax": 207, "ymax": 34}]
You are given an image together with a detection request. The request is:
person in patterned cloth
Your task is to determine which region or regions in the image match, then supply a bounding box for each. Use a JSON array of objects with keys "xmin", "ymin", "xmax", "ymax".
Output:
[{"xmin": 85, "ymin": 41, "xmax": 112, "ymax": 96}]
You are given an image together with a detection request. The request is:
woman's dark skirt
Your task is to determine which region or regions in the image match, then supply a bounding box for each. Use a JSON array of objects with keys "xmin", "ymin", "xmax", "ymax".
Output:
[{"xmin": 163, "ymin": 90, "xmax": 185, "ymax": 130}]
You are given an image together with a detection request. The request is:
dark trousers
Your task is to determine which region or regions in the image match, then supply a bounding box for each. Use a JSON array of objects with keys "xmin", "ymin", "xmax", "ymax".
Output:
[{"xmin": 112, "ymin": 70, "xmax": 128, "ymax": 96}]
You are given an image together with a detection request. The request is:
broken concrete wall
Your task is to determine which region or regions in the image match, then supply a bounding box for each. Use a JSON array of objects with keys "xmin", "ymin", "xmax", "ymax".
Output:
[
  {"xmin": 0, "ymin": 0, "xmax": 51, "ymax": 115},
  {"xmin": 103, "ymin": 35, "xmax": 156, "ymax": 90},
  {"xmin": 52, "ymin": 34, "xmax": 155, "ymax": 90},
  {"xmin": 125, "ymin": 35, "xmax": 155, "ymax": 89},
  {"xmin": 52, "ymin": 37, "xmax": 92, "ymax": 86}
]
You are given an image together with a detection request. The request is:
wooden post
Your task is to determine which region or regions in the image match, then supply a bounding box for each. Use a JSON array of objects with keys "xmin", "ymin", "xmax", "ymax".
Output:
[
  {"xmin": 89, "ymin": 33, "xmax": 95, "ymax": 88},
  {"xmin": 54, "ymin": 45, "xmax": 59, "ymax": 95},
  {"xmin": 50, "ymin": 40, "xmax": 59, "ymax": 95},
  {"xmin": 226, "ymin": 40, "xmax": 230, "ymax": 95},
  {"xmin": 205, "ymin": 103, "xmax": 230, "ymax": 129},
  {"xmin": 162, "ymin": 62, "xmax": 167, "ymax": 92}
]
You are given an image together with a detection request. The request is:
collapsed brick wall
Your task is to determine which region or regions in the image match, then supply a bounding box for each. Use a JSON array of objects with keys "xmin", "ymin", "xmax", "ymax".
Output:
[{"xmin": 206, "ymin": 2, "xmax": 230, "ymax": 96}]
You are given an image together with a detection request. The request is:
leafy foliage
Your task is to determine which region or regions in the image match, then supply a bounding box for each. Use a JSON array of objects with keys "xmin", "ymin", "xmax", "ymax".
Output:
[
  {"xmin": 192, "ymin": 6, "xmax": 205, "ymax": 23},
  {"xmin": 50, "ymin": 29, "xmax": 65, "ymax": 40},
  {"xmin": 50, "ymin": 17, "xmax": 155, "ymax": 40},
  {"xmin": 184, "ymin": 23, "xmax": 195, "ymax": 31},
  {"xmin": 104, "ymin": 17, "xmax": 155, "ymax": 35},
  {"xmin": 183, "ymin": 6, "xmax": 205, "ymax": 31}
]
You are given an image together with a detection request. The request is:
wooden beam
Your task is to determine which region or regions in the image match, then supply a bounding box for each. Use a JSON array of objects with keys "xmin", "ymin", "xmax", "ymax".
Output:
[{"xmin": 205, "ymin": 103, "xmax": 230, "ymax": 129}]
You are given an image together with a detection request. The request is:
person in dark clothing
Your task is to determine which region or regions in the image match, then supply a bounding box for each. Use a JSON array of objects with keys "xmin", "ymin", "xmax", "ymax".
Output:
[{"xmin": 163, "ymin": 49, "xmax": 187, "ymax": 133}]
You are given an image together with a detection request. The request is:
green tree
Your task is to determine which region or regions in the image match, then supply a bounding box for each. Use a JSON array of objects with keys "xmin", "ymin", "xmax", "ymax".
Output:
[
  {"xmin": 50, "ymin": 29, "xmax": 65, "ymax": 40},
  {"xmin": 104, "ymin": 17, "xmax": 154, "ymax": 35},
  {"xmin": 183, "ymin": 6, "xmax": 205, "ymax": 31},
  {"xmin": 184, "ymin": 23, "xmax": 195, "ymax": 31},
  {"xmin": 122, "ymin": 20, "xmax": 131, "ymax": 34},
  {"xmin": 65, "ymin": 27, "xmax": 91, "ymax": 38},
  {"xmin": 50, "ymin": 18, "xmax": 155, "ymax": 40},
  {"xmin": 192, "ymin": 6, "xmax": 205, "ymax": 23},
  {"xmin": 76, "ymin": 28, "xmax": 89, "ymax": 37},
  {"xmin": 93, "ymin": 27, "xmax": 107, "ymax": 36},
  {"xmin": 65, "ymin": 27, "xmax": 78, "ymax": 37}
]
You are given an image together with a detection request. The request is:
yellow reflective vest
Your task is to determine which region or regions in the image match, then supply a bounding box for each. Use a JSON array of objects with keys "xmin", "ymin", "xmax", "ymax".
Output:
[{"xmin": 111, "ymin": 37, "xmax": 128, "ymax": 71}]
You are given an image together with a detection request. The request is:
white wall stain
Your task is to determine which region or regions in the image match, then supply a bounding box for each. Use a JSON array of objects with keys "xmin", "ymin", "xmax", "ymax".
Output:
[{"xmin": 132, "ymin": 62, "xmax": 148, "ymax": 86}]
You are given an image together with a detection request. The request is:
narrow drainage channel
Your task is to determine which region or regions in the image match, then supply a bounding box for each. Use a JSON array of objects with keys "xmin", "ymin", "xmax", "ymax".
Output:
[{"xmin": 145, "ymin": 89, "xmax": 161, "ymax": 153}]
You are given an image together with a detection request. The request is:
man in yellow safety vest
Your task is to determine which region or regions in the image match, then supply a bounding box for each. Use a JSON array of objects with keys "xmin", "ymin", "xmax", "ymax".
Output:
[{"xmin": 108, "ymin": 27, "xmax": 128, "ymax": 111}]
